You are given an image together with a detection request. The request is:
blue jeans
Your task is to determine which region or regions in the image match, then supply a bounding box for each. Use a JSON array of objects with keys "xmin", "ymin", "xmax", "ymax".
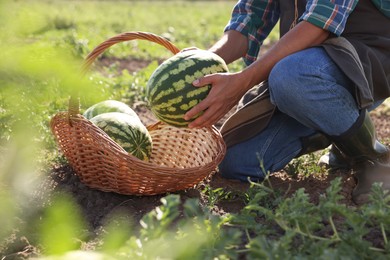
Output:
[{"xmin": 220, "ymin": 47, "xmax": 363, "ymax": 182}]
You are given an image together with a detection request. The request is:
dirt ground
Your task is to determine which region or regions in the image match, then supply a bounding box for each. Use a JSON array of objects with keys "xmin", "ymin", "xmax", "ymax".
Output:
[
  {"xmin": 46, "ymin": 104, "xmax": 390, "ymax": 225},
  {"xmin": 1, "ymin": 59, "xmax": 390, "ymax": 259}
]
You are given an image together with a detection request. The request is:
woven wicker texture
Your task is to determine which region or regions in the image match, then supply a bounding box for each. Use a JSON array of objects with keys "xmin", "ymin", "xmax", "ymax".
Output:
[{"xmin": 50, "ymin": 32, "xmax": 226, "ymax": 195}]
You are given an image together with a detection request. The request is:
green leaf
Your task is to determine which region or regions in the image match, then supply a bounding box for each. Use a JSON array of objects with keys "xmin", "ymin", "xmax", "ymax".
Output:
[{"xmin": 38, "ymin": 193, "xmax": 86, "ymax": 255}]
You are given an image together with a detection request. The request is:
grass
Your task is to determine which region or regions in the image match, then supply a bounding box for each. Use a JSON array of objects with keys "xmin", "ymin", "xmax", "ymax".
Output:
[{"xmin": 5, "ymin": 0, "xmax": 237, "ymax": 59}]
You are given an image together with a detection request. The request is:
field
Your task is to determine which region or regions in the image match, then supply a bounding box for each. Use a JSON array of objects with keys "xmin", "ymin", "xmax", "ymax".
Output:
[{"xmin": 1, "ymin": 0, "xmax": 390, "ymax": 259}]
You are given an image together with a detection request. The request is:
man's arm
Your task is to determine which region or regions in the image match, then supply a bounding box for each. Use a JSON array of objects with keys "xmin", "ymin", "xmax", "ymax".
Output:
[
  {"xmin": 241, "ymin": 20, "xmax": 330, "ymax": 89},
  {"xmin": 185, "ymin": 21, "xmax": 330, "ymax": 128},
  {"xmin": 208, "ymin": 30, "xmax": 248, "ymax": 65}
]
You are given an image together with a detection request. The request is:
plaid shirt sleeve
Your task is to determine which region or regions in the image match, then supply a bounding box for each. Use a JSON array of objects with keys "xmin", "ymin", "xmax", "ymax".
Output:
[
  {"xmin": 224, "ymin": 0, "xmax": 280, "ymax": 65},
  {"xmin": 300, "ymin": 0, "xmax": 358, "ymax": 36}
]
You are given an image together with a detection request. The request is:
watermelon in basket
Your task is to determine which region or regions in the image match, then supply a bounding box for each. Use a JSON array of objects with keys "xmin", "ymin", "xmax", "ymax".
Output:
[{"xmin": 50, "ymin": 31, "xmax": 226, "ymax": 196}]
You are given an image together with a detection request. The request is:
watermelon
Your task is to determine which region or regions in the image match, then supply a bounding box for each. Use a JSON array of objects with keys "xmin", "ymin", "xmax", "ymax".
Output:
[
  {"xmin": 83, "ymin": 100, "xmax": 138, "ymax": 120},
  {"xmin": 90, "ymin": 112, "xmax": 152, "ymax": 161},
  {"xmin": 146, "ymin": 49, "xmax": 228, "ymax": 127}
]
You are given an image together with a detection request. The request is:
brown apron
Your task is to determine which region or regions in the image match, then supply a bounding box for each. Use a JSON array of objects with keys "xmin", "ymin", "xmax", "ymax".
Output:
[{"xmin": 221, "ymin": 0, "xmax": 390, "ymax": 147}]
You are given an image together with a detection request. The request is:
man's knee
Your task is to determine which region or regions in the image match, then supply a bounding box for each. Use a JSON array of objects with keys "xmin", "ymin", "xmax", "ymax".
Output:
[
  {"xmin": 219, "ymin": 149, "xmax": 266, "ymax": 182},
  {"xmin": 218, "ymin": 152, "xmax": 243, "ymax": 180}
]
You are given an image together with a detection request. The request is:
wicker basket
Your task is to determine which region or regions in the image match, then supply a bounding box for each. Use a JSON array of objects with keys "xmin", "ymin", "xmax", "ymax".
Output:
[{"xmin": 50, "ymin": 31, "xmax": 226, "ymax": 196}]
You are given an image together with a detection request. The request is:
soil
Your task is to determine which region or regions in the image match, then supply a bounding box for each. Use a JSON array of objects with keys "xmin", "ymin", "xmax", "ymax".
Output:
[{"xmin": 1, "ymin": 59, "xmax": 390, "ymax": 259}]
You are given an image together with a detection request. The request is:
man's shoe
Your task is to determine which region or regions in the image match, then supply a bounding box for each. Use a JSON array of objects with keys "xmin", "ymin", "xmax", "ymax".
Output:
[
  {"xmin": 318, "ymin": 145, "xmax": 352, "ymax": 170},
  {"xmin": 330, "ymin": 110, "xmax": 390, "ymax": 205}
]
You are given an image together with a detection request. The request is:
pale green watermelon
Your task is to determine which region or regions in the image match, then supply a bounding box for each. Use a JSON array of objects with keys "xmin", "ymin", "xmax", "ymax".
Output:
[
  {"xmin": 83, "ymin": 100, "xmax": 138, "ymax": 120},
  {"xmin": 90, "ymin": 112, "xmax": 152, "ymax": 161},
  {"xmin": 146, "ymin": 49, "xmax": 228, "ymax": 127}
]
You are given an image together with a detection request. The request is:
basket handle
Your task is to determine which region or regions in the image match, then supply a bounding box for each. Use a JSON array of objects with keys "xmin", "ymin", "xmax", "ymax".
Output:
[
  {"xmin": 82, "ymin": 31, "xmax": 181, "ymax": 74},
  {"xmin": 68, "ymin": 31, "xmax": 181, "ymax": 123}
]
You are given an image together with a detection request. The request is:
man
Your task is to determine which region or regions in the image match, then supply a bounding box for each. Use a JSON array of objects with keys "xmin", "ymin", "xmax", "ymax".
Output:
[{"xmin": 183, "ymin": 0, "xmax": 390, "ymax": 204}]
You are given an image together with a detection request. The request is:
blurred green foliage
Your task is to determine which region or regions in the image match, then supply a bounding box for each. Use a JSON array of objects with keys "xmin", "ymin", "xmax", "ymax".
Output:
[{"xmin": 1, "ymin": 1, "xmax": 389, "ymax": 259}]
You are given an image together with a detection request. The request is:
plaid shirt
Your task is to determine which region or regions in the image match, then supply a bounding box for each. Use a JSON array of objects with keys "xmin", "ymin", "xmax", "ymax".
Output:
[{"xmin": 225, "ymin": 0, "xmax": 390, "ymax": 65}]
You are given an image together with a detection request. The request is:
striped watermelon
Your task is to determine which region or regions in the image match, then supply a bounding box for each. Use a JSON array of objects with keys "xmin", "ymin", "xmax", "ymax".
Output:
[
  {"xmin": 83, "ymin": 100, "xmax": 138, "ymax": 120},
  {"xmin": 146, "ymin": 49, "xmax": 228, "ymax": 127},
  {"xmin": 90, "ymin": 112, "xmax": 152, "ymax": 161}
]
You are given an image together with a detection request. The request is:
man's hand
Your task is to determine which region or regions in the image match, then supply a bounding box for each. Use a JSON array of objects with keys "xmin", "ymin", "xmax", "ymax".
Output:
[{"xmin": 184, "ymin": 72, "xmax": 248, "ymax": 128}]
